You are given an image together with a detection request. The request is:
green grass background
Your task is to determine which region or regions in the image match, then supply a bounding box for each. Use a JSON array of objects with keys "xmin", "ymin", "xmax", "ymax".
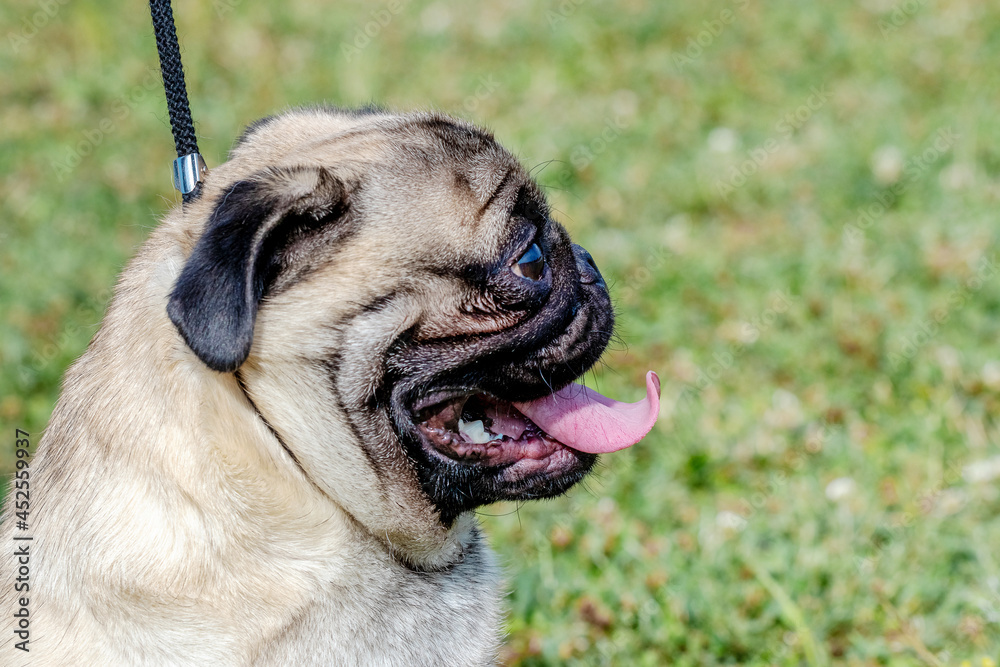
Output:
[{"xmin": 2, "ymin": 0, "xmax": 1000, "ymax": 664}]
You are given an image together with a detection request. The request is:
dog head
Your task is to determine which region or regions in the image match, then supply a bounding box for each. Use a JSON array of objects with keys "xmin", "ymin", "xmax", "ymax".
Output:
[{"xmin": 165, "ymin": 108, "xmax": 657, "ymax": 566}]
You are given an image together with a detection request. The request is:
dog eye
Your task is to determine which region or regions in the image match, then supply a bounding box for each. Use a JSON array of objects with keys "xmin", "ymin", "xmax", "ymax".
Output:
[{"xmin": 511, "ymin": 243, "xmax": 545, "ymax": 281}]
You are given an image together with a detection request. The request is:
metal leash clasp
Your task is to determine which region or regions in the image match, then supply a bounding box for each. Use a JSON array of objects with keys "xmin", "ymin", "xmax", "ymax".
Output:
[{"xmin": 172, "ymin": 153, "xmax": 207, "ymax": 196}]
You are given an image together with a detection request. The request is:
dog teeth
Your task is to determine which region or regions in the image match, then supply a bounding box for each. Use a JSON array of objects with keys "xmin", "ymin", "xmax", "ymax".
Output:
[{"xmin": 457, "ymin": 419, "xmax": 492, "ymax": 444}]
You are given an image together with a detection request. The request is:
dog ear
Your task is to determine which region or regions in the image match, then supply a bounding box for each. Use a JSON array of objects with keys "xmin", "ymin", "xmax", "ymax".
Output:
[{"xmin": 167, "ymin": 166, "xmax": 349, "ymax": 372}]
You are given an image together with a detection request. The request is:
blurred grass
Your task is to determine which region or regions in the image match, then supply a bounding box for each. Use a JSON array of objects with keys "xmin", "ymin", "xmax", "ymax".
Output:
[{"xmin": 3, "ymin": 0, "xmax": 1000, "ymax": 664}]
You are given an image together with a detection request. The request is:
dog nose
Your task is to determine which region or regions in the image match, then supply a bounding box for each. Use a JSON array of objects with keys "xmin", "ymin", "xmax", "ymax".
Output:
[{"xmin": 572, "ymin": 244, "xmax": 606, "ymax": 289}]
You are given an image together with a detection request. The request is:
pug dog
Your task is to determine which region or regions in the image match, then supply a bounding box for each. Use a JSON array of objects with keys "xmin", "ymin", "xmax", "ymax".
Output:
[{"xmin": 0, "ymin": 108, "xmax": 659, "ymax": 666}]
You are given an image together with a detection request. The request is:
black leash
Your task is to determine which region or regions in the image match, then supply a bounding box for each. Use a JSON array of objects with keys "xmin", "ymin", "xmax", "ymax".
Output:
[{"xmin": 149, "ymin": 0, "xmax": 206, "ymax": 203}]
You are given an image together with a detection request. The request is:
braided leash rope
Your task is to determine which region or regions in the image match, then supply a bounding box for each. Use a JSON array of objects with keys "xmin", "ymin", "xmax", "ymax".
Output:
[{"xmin": 149, "ymin": 0, "xmax": 206, "ymax": 202}]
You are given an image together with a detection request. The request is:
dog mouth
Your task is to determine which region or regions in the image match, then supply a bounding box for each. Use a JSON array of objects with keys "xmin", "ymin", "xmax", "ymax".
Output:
[
  {"xmin": 411, "ymin": 372, "xmax": 661, "ymax": 479},
  {"xmin": 415, "ymin": 393, "xmax": 567, "ymax": 473}
]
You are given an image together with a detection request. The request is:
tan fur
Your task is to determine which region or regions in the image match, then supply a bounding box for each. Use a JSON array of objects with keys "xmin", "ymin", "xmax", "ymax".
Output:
[{"xmin": 0, "ymin": 109, "xmax": 574, "ymax": 666}]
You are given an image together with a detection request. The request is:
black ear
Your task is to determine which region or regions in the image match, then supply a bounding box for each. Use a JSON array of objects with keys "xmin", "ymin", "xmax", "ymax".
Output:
[{"xmin": 167, "ymin": 166, "xmax": 348, "ymax": 372}]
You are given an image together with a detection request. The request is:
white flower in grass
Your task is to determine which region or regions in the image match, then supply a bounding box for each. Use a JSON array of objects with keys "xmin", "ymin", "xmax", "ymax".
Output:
[
  {"xmin": 765, "ymin": 389, "xmax": 804, "ymax": 430},
  {"xmin": 825, "ymin": 477, "xmax": 856, "ymax": 502},
  {"xmin": 715, "ymin": 510, "xmax": 747, "ymax": 534},
  {"xmin": 964, "ymin": 456, "xmax": 1000, "ymax": 484},
  {"xmin": 982, "ymin": 360, "xmax": 1000, "ymax": 391},
  {"xmin": 871, "ymin": 145, "xmax": 903, "ymax": 185},
  {"xmin": 707, "ymin": 127, "xmax": 739, "ymax": 154}
]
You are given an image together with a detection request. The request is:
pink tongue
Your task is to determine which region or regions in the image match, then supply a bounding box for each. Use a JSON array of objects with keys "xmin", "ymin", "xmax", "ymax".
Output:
[{"xmin": 513, "ymin": 371, "xmax": 661, "ymax": 454}]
